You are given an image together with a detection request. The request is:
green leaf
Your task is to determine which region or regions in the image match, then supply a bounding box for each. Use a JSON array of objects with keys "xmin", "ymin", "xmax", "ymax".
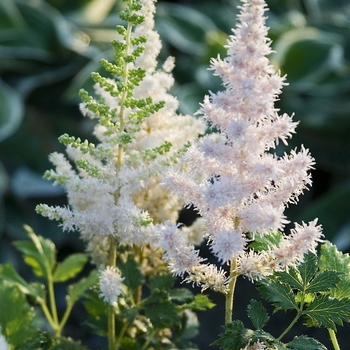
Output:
[
  {"xmin": 249, "ymin": 231, "xmax": 283, "ymax": 252},
  {"xmin": 297, "ymin": 253, "xmax": 318, "ymax": 288},
  {"xmin": 143, "ymin": 289, "xmax": 181, "ymax": 328},
  {"xmin": 0, "ymin": 262, "xmax": 31, "ymax": 294},
  {"xmin": 306, "ymin": 270, "xmax": 341, "ymax": 293},
  {"xmin": 53, "ymin": 253, "xmax": 88, "ymax": 282},
  {"xmin": 16, "ymin": 331, "xmax": 53, "ymax": 350},
  {"xmin": 213, "ymin": 321, "xmax": 248, "ymax": 350},
  {"xmin": 13, "ymin": 225, "xmax": 56, "ymax": 279},
  {"xmin": 145, "ymin": 299, "xmax": 180, "ymax": 329},
  {"xmin": 68, "ymin": 269, "xmax": 99, "ymax": 304},
  {"xmin": 148, "ymin": 273, "xmax": 173, "ymax": 292},
  {"xmin": 319, "ymin": 240, "xmax": 350, "ymax": 273},
  {"xmin": 118, "ymin": 255, "xmax": 143, "ymax": 290},
  {"xmin": 169, "ymin": 288, "xmax": 193, "ymax": 303},
  {"xmin": 190, "ymin": 294, "xmax": 216, "ymax": 311},
  {"xmin": 0, "ymin": 280, "xmax": 36, "ymax": 347},
  {"xmin": 287, "ymin": 335, "xmax": 327, "ymax": 350},
  {"xmin": 318, "ymin": 241, "xmax": 350, "ymax": 298},
  {"xmin": 0, "ymin": 81, "xmax": 23, "ymax": 142},
  {"xmin": 257, "ymin": 279, "xmax": 298, "ymax": 311},
  {"xmin": 304, "ymin": 294, "xmax": 350, "ymax": 330},
  {"xmin": 275, "ymin": 268, "xmax": 304, "ymax": 292},
  {"xmin": 247, "ymin": 299, "xmax": 269, "ymax": 330}
]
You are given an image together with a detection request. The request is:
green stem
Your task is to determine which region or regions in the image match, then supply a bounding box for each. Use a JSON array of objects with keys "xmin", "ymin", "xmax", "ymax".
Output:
[
  {"xmin": 115, "ymin": 321, "xmax": 129, "ymax": 349},
  {"xmin": 277, "ymin": 311, "xmax": 301, "ymax": 341},
  {"xmin": 47, "ymin": 272, "xmax": 60, "ymax": 335},
  {"xmin": 141, "ymin": 329, "xmax": 157, "ymax": 350},
  {"xmin": 39, "ymin": 299, "xmax": 58, "ymax": 333},
  {"xmin": 225, "ymin": 258, "xmax": 238, "ymax": 325},
  {"xmin": 328, "ymin": 328, "xmax": 341, "ymax": 350},
  {"xmin": 108, "ymin": 237, "xmax": 117, "ymax": 350},
  {"xmin": 58, "ymin": 300, "xmax": 74, "ymax": 334}
]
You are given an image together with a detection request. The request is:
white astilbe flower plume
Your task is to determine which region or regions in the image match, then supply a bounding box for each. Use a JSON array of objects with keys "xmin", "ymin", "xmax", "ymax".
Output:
[
  {"xmin": 158, "ymin": 0, "xmax": 323, "ymax": 289},
  {"xmin": 37, "ymin": 0, "xmax": 205, "ymax": 267},
  {"xmin": 99, "ymin": 266, "xmax": 124, "ymax": 305}
]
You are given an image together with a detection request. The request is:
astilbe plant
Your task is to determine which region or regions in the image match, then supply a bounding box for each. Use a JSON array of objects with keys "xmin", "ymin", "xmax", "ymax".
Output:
[{"xmin": 1, "ymin": 0, "xmax": 350, "ymax": 350}]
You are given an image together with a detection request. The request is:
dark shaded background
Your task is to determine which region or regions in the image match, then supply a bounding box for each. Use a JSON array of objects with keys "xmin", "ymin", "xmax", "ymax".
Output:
[{"xmin": 1, "ymin": 0, "xmax": 350, "ymax": 348}]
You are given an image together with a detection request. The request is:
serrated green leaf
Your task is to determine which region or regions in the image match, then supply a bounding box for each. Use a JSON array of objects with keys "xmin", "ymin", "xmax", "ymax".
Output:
[
  {"xmin": 52, "ymin": 336, "xmax": 89, "ymax": 350},
  {"xmin": 250, "ymin": 329, "xmax": 287, "ymax": 349},
  {"xmin": 319, "ymin": 241, "xmax": 350, "ymax": 298},
  {"xmin": 306, "ymin": 270, "xmax": 341, "ymax": 293},
  {"xmin": 249, "ymin": 231, "xmax": 283, "ymax": 252},
  {"xmin": 257, "ymin": 279, "xmax": 298, "ymax": 311},
  {"xmin": 297, "ymin": 253, "xmax": 318, "ymax": 287},
  {"xmin": 145, "ymin": 299, "xmax": 180, "ymax": 328},
  {"xmin": 68, "ymin": 269, "xmax": 99, "ymax": 304},
  {"xmin": 275, "ymin": 268, "xmax": 304, "ymax": 291},
  {"xmin": 53, "ymin": 253, "xmax": 88, "ymax": 282},
  {"xmin": 331, "ymin": 276, "xmax": 350, "ymax": 299},
  {"xmin": 169, "ymin": 288, "xmax": 193, "ymax": 303},
  {"xmin": 319, "ymin": 240, "xmax": 350, "ymax": 273},
  {"xmin": 0, "ymin": 262, "xmax": 31, "ymax": 294},
  {"xmin": 120, "ymin": 337, "xmax": 140, "ymax": 350},
  {"xmin": 304, "ymin": 295, "xmax": 350, "ymax": 330},
  {"xmin": 16, "ymin": 331, "xmax": 53, "ymax": 350},
  {"xmin": 192, "ymin": 294, "xmax": 216, "ymax": 311},
  {"xmin": 28, "ymin": 282, "xmax": 46, "ymax": 302},
  {"xmin": 118, "ymin": 255, "xmax": 143, "ymax": 290},
  {"xmin": 247, "ymin": 299, "xmax": 269, "ymax": 330},
  {"xmin": 148, "ymin": 273, "xmax": 173, "ymax": 292},
  {"xmin": 13, "ymin": 225, "xmax": 56, "ymax": 279},
  {"xmin": 287, "ymin": 335, "xmax": 327, "ymax": 350},
  {"xmin": 213, "ymin": 321, "xmax": 248, "ymax": 350},
  {"xmin": 0, "ymin": 280, "xmax": 36, "ymax": 347}
]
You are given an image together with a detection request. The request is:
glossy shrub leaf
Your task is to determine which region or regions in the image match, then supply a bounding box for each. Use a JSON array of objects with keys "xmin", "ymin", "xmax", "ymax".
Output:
[{"xmin": 53, "ymin": 253, "xmax": 88, "ymax": 282}]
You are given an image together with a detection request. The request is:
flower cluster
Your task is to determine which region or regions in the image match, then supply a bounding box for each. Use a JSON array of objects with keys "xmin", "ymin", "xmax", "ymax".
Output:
[
  {"xmin": 36, "ymin": 0, "xmax": 204, "ymax": 301},
  {"xmin": 158, "ymin": 0, "xmax": 323, "ymax": 290}
]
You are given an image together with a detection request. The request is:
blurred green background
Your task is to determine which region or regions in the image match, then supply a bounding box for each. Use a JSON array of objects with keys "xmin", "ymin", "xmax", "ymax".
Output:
[{"xmin": 1, "ymin": 0, "xmax": 350, "ymax": 348}]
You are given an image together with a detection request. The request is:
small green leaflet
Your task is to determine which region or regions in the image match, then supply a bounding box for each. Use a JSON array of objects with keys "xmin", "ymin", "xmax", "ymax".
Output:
[
  {"xmin": 0, "ymin": 280, "xmax": 36, "ymax": 347},
  {"xmin": 247, "ymin": 299, "xmax": 269, "ymax": 330},
  {"xmin": 13, "ymin": 225, "xmax": 56, "ymax": 279},
  {"xmin": 213, "ymin": 321, "xmax": 248, "ymax": 350},
  {"xmin": 53, "ymin": 253, "xmax": 88, "ymax": 282},
  {"xmin": 304, "ymin": 294, "xmax": 350, "ymax": 330},
  {"xmin": 249, "ymin": 231, "xmax": 282, "ymax": 252},
  {"xmin": 319, "ymin": 240, "xmax": 350, "ymax": 299},
  {"xmin": 257, "ymin": 279, "xmax": 298, "ymax": 311},
  {"xmin": 287, "ymin": 335, "xmax": 327, "ymax": 350},
  {"xmin": 68, "ymin": 269, "xmax": 99, "ymax": 304}
]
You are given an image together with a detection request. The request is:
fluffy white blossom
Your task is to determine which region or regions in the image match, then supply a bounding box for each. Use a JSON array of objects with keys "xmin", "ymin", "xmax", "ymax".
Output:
[
  {"xmin": 159, "ymin": 0, "xmax": 322, "ymax": 288},
  {"xmin": 99, "ymin": 266, "xmax": 124, "ymax": 305},
  {"xmin": 37, "ymin": 0, "xmax": 205, "ymax": 267}
]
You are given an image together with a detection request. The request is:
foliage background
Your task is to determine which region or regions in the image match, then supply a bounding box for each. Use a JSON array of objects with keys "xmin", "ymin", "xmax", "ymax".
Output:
[{"xmin": 0, "ymin": 0, "xmax": 350, "ymax": 348}]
